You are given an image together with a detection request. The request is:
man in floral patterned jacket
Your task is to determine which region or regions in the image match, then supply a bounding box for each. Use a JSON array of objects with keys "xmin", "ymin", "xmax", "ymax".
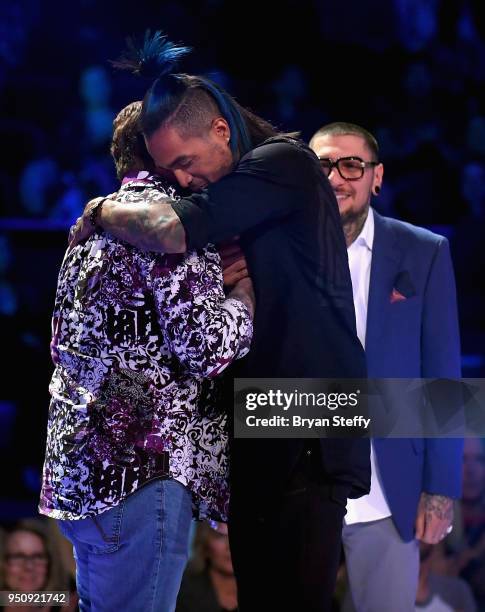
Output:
[{"xmin": 39, "ymin": 101, "xmax": 254, "ymax": 612}]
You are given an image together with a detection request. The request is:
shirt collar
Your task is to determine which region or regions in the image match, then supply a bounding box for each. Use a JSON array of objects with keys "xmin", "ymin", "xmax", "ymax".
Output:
[{"xmin": 121, "ymin": 170, "xmax": 153, "ymax": 185}]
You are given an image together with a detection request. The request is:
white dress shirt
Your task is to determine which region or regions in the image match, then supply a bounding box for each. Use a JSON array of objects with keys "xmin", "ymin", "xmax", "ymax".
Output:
[{"xmin": 345, "ymin": 207, "xmax": 392, "ymax": 524}]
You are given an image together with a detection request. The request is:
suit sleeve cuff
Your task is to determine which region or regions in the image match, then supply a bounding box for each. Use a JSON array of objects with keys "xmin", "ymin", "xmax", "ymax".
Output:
[{"xmin": 171, "ymin": 198, "xmax": 211, "ymax": 250}]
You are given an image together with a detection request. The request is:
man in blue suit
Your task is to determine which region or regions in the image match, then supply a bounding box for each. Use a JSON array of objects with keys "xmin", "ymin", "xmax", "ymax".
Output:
[{"xmin": 310, "ymin": 122, "xmax": 464, "ymax": 612}]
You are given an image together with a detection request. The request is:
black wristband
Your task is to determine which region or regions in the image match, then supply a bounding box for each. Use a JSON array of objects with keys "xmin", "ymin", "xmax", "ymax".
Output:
[{"xmin": 89, "ymin": 197, "xmax": 107, "ymax": 229}]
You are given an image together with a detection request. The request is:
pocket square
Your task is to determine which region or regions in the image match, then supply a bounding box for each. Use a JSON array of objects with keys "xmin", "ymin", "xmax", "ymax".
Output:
[
  {"xmin": 390, "ymin": 288, "xmax": 407, "ymax": 303},
  {"xmin": 391, "ymin": 270, "xmax": 416, "ymax": 303}
]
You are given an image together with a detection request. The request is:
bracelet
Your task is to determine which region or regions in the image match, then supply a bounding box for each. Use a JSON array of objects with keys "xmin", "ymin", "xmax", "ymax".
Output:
[{"xmin": 89, "ymin": 197, "xmax": 107, "ymax": 229}]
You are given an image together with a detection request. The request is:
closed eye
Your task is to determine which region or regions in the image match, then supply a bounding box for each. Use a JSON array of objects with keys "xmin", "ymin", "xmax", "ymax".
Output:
[{"xmin": 176, "ymin": 158, "xmax": 193, "ymax": 170}]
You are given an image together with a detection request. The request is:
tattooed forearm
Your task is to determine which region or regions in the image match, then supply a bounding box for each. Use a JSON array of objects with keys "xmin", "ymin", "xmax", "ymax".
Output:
[
  {"xmin": 99, "ymin": 199, "xmax": 187, "ymax": 253},
  {"xmin": 422, "ymin": 493, "xmax": 454, "ymax": 522}
]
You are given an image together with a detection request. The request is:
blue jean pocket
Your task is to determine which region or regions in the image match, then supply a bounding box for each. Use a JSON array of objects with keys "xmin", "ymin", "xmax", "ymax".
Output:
[{"xmin": 58, "ymin": 502, "xmax": 125, "ymax": 554}]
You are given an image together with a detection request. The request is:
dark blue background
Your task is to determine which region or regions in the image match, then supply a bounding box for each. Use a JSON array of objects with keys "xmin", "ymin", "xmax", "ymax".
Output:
[{"xmin": 1, "ymin": 0, "xmax": 484, "ymax": 518}]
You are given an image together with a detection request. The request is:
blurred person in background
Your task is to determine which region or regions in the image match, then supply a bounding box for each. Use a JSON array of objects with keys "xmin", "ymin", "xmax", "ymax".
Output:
[
  {"xmin": 415, "ymin": 541, "xmax": 476, "ymax": 612},
  {"xmin": 451, "ymin": 438, "xmax": 485, "ymax": 610},
  {"xmin": 0, "ymin": 518, "xmax": 77, "ymax": 611},
  {"xmin": 176, "ymin": 522, "xmax": 237, "ymax": 612}
]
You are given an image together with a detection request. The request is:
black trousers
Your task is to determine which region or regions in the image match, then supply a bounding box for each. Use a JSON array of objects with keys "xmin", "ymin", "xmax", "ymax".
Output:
[{"xmin": 228, "ymin": 442, "xmax": 348, "ymax": 612}]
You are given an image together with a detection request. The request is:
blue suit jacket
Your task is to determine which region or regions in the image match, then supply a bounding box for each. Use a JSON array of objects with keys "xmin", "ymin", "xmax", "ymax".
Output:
[{"xmin": 367, "ymin": 210, "xmax": 463, "ymax": 541}]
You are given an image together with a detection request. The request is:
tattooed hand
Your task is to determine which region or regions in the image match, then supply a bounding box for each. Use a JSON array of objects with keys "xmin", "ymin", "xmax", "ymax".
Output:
[
  {"xmin": 415, "ymin": 492, "xmax": 454, "ymax": 544},
  {"xmin": 69, "ymin": 194, "xmax": 117, "ymax": 249}
]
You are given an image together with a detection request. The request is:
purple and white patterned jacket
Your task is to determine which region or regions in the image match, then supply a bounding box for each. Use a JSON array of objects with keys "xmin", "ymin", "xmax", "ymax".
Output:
[{"xmin": 39, "ymin": 174, "xmax": 252, "ymax": 522}]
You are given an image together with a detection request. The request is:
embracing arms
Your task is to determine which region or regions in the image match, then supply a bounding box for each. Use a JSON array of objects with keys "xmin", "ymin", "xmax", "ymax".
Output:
[
  {"xmin": 70, "ymin": 142, "xmax": 307, "ymax": 252},
  {"xmin": 70, "ymin": 196, "xmax": 187, "ymax": 253}
]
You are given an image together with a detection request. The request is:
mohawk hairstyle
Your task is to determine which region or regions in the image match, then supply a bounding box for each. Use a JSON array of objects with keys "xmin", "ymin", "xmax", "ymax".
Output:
[
  {"xmin": 111, "ymin": 30, "xmax": 191, "ymax": 79},
  {"xmin": 112, "ymin": 30, "xmax": 277, "ymax": 158}
]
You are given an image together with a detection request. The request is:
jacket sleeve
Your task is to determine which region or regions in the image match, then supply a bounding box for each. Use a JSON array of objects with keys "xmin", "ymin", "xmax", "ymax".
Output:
[
  {"xmin": 171, "ymin": 142, "xmax": 311, "ymax": 248},
  {"xmin": 422, "ymin": 237, "xmax": 463, "ymax": 498},
  {"xmin": 150, "ymin": 246, "xmax": 253, "ymax": 378}
]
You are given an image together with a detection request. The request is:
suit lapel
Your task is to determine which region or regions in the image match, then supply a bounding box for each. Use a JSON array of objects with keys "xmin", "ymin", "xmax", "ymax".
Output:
[{"xmin": 366, "ymin": 210, "xmax": 402, "ymax": 371}]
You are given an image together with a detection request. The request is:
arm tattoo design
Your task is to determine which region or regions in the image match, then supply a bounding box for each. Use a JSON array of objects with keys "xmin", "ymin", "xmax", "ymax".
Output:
[
  {"xmin": 100, "ymin": 199, "xmax": 187, "ymax": 253},
  {"xmin": 422, "ymin": 493, "xmax": 454, "ymax": 522}
]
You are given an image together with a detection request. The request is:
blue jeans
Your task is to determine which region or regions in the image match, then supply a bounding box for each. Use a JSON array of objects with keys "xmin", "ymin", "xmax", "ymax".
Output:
[{"xmin": 57, "ymin": 478, "xmax": 193, "ymax": 612}]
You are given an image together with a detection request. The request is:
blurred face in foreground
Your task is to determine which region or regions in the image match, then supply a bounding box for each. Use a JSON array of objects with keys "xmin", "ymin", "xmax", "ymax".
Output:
[
  {"xmin": 206, "ymin": 523, "xmax": 234, "ymax": 576},
  {"xmin": 3, "ymin": 530, "xmax": 49, "ymax": 592}
]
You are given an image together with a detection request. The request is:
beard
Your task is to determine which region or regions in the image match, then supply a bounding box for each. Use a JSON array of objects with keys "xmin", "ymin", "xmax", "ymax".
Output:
[{"xmin": 340, "ymin": 203, "xmax": 370, "ymax": 227}]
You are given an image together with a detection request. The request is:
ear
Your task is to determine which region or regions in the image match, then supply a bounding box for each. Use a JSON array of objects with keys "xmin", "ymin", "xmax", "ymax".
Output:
[
  {"xmin": 212, "ymin": 117, "xmax": 231, "ymax": 143},
  {"xmin": 372, "ymin": 162, "xmax": 384, "ymax": 195}
]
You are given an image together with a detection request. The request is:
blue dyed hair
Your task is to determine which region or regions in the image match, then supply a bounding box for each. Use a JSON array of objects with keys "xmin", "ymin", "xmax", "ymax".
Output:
[
  {"xmin": 114, "ymin": 31, "xmax": 276, "ymax": 158},
  {"xmin": 190, "ymin": 78, "xmax": 252, "ymax": 156},
  {"xmin": 112, "ymin": 30, "xmax": 191, "ymax": 78}
]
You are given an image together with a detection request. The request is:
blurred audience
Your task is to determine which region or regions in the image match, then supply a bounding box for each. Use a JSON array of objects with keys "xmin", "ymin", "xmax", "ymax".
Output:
[
  {"xmin": 1, "ymin": 3, "xmax": 485, "ymax": 609},
  {"xmin": 418, "ymin": 438, "xmax": 485, "ymax": 612},
  {"xmin": 176, "ymin": 522, "xmax": 237, "ymax": 612},
  {"xmin": 450, "ymin": 165, "xmax": 485, "ymax": 366},
  {"xmin": 416, "ymin": 542, "xmax": 476, "ymax": 612},
  {"xmin": 453, "ymin": 439, "xmax": 485, "ymax": 610},
  {"xmin": 0, "ymin": 518, "xmax": 77, "ymax": 611}
]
